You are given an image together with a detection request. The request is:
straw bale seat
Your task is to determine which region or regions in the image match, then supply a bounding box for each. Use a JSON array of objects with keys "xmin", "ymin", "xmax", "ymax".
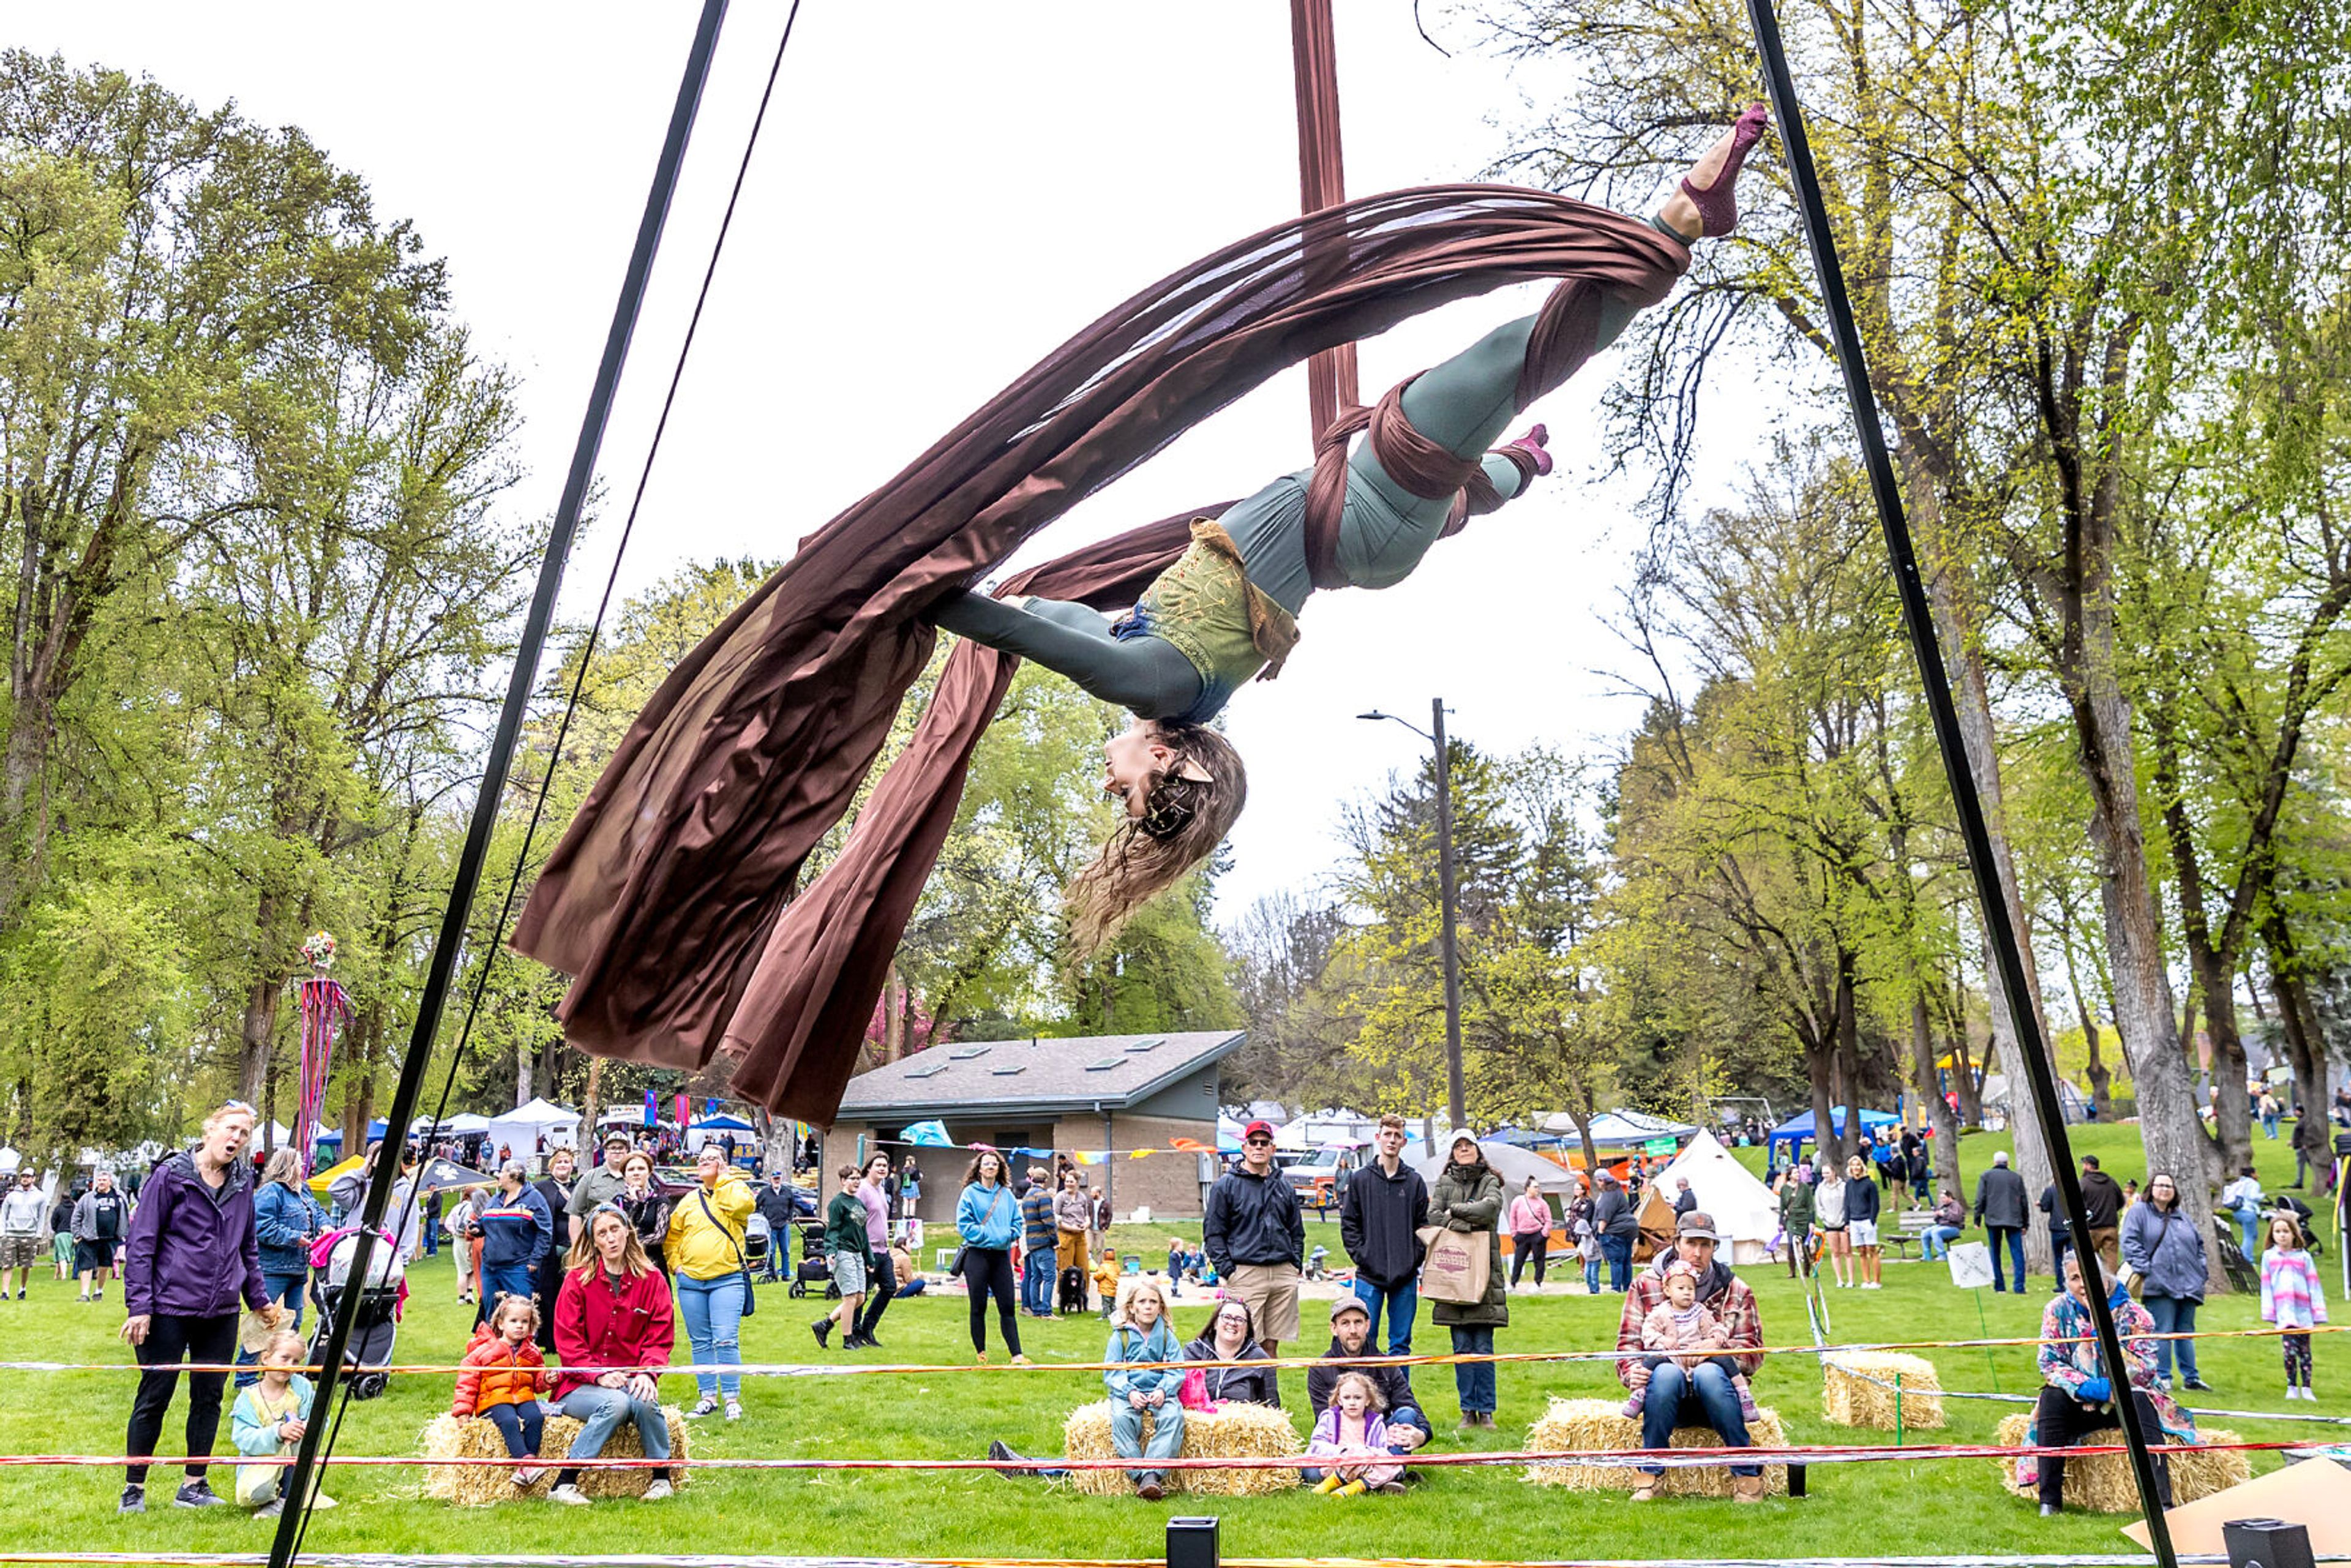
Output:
[
  {"xmin": 1523, "ymin": 1396, "xmax": 1788, "ymax": 1498},
  {"xmin": 1060, "ymin": 1400, "xmax": 1301, "ymax": 1496},
  {"xmin": 1992, "ymin": 1412, "xmax": 2247, "ymax": 1512},
  {"xmin": 419, "ymin": 1408, "xmax": 690, "ymax": 1505},
  {"xmin": 1821, "ymin": 1352, "xmax": 1946, "ymax": 1429}
]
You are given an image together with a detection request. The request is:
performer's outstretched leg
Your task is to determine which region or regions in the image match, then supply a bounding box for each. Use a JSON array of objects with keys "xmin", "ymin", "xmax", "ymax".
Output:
[
  {"xmin": 1338, "ymin": 107, "xmax": 1769, "ymax": 582},
  {"xmin": 929, "ymin": 590, "xmax": 1203, "ymax": 719}
]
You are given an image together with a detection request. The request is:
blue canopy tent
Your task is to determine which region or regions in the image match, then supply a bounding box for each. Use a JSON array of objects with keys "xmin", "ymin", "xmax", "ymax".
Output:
[{"xmin": 1766, "ymin": 1106, "xmax": 1899, "ymax": 1169}]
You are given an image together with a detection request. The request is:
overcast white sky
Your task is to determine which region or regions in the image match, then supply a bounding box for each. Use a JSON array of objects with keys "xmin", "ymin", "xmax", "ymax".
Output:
[{"xmin": 32, "ymin": 1, "xmax": 1777, "ymax": 924}]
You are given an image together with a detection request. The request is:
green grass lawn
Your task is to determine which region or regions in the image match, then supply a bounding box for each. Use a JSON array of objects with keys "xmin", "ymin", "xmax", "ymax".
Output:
[{"xmin": 0, "ymin": 1221, "xmax": 2339, "ymax": 1565}]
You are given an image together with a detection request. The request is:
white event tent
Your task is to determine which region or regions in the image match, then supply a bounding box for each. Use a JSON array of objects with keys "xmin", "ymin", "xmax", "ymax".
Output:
[
  {"xmin": 1648, "ymin": 1129, "xmax": 1780, "ymax": 1264},
  {"xmin": 488, "ymin": 1098, "xmax": 582, "ymax": 1157}
]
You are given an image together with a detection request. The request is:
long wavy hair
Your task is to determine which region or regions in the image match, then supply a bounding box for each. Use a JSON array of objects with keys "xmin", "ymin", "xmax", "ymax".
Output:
[{"xmin": 1065, "ymin": 720, "xmax": 1246, "ymax": 955}]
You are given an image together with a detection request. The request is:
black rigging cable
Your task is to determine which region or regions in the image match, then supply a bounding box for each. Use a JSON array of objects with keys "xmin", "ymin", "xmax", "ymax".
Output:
[{"xmin": 269, "ymin": 2, "xmax": 806, "ymax": 1562}]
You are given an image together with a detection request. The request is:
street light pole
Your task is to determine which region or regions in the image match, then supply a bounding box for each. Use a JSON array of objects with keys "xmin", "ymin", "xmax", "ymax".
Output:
[
  {"xmin": 1359, "ymin": 702, "xmax": 1467, "ymax": 1135},
  {"xmin": 1431, "ymin": 697, "xmax": 1466, "ymax": 1133}
]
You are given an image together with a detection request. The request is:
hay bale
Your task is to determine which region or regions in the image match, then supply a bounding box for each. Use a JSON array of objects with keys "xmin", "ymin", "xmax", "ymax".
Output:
[
  {"xmin": 1822, "ymin": 1352, "xmax": 1946, "ymax": 1430},
  {"xmin": 1522, "ymin": 1397, "xmax": 1788, "ymax": 1498},
  {"xmin": 419, "ymin": 1408, "xmax": 690, "ymax": 1505},
  {"xmin": 1992, "ymin": 1412, "xmax": 2251, "ymax": 1512},
  {"xmin": 1060, "ymin": 1400, "xmax": 1301, "ymax": 1496}
]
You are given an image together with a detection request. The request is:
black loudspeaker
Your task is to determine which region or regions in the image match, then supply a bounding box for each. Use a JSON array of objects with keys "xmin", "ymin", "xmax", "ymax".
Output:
[
  {"xmin": 2224, "ymin": 1518, "xmax": 2316, "ymax": 1568},
  {"xmin": 1167, "ymin": 1516, "xmax": 1220, "ymax": 1568}
]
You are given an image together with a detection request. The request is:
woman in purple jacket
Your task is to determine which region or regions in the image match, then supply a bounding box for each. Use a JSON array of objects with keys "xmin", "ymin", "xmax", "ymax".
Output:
[{"xmin": 117, "ymin": 1101, "xmax": 282, "ymax": 1515}]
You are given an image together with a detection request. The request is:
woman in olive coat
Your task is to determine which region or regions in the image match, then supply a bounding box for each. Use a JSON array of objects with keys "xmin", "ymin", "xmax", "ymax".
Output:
[{"xmin": 1427, "ymin": 1134, "xmax": 1507, "ymax": 1428}]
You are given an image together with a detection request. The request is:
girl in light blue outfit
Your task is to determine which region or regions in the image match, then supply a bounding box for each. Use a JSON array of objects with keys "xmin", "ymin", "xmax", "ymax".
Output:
[
  {"xmin": 1103, "ymin": 1277, "xmax": 1185, "ymax": 1498},
  {"xmin": 230, "ymin": 1329, "xmax": 322, "ymax": 1515}
]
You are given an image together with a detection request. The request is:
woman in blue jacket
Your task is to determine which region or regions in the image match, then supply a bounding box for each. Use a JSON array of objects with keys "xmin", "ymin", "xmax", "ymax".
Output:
[
  {"xmin": 954, "ymin": 1148, "xmax": 1027, "ymax": 1365},
  {"xmin": 1104, "ymin": 1277, "xmax": 1185, "ymax": 1498}
]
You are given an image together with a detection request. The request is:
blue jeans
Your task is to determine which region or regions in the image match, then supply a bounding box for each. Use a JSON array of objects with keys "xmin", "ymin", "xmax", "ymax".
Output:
[
  {"xmin": 2143, "ymin": 1292, "xmax": 2201, "ymax": 1382},
  {"xmin": 1109, "ymin": 1398, "xmax": 1185, "ymax": 1485},
  {"xmin": 2263, "ymin": 1113, "xmax": 2279, "ymax": 1139},
  {"xmin": 1921, "ymin": 1225, "xmax": 1962, "ymax": 1260},
  {"xmin": 1639, "ymin": 1360, "xmax": 1757, "ymax": 1476},
  {"xmin": 1987, "ymin": 1226, "xmax": 2026, "ymax": 1292},
  {"xmin": 1583, "ymin": 1252, "xmax": 1602, "ymax": 1294},
  {"xmin": 2232, "ymin": 1205, "xmax": 2261, "ymax": 1261},
  {"xmin": 1385, "ymin": 1403, "xmax": 1430, "ymax": 1453},
  {"xmin": 1352, "ymin": 1277, "xmax": 1419, "ymax": 1355},
  {"xmin": 479, "ymin": 1259, "xmax": 534, "ymax": 1316},
  {"xmin": 1600, "ymin": 1234, "xmax": 1632, "ymax": 1291},
  {"xmin": 1020, "ymin": 1246, "xmax": 1055, "ymax": 1316},
  {"xmin": 677, "ymin": 1273, "xmax": 745, "ymax": 1401},
  {"xmin": 484, "ymin": 1398, "xmax": 546, "ymax": 1459},
  {"xmin": 1450, "ymin": 1326, "xmax": 1495, "ymax": 1416},
  {"xmin": 557, "ymin": 1383, "xmax": 672, "ymax": 1472}
]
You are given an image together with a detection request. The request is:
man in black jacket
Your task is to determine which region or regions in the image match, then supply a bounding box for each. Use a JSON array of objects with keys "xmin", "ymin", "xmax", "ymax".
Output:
[
  {"xmin": 1338, "ymin": 1114, "xmax": 1428, "ymax": 1356},
  {"xmin": 2077, "ymin": 1155, "xmax": 2125, "ymax": 1272},
  {"xmin": 755, "ymin": 1169, "xmax": 800, "ymax": 1281},
  {"xmin": 1204, "ymin": 1120, "xmax": 1304, "ymax": 1357},
  {"xmin": 1306, "ymin": 1296, "xmax": 1430, "ymax": 1482},
  {"xmin": 1972, "ymin": 1150, "xmax": 2029, "ymax": 1294}
]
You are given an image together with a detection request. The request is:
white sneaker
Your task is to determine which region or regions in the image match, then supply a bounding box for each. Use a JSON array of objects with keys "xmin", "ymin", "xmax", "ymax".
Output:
[
  {"xmin": 683, "ymin": 1396, "xmax": 721, "ymax": 1419},
  {"xmin": 547, "ymin": 1484, "xmax": 590, "ymax": 1506},
  {"xmin": 641, "ymin": 1479, "xmax": 674, "ymax": 1501},
  {"xmin": 512, "ymin": 1465, "xmax": 544, "ymax": 1487},
  {"xmin": 725, "ymin": 1401, "xmax": 743, "ymax": 1422}
]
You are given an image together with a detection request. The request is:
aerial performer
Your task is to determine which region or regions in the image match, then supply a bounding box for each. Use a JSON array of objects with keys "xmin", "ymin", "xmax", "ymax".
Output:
[
  {"xmin": 929, "ymin": 105, "xmax": 1769, "ymax": 951},
  {"xmin": 511, "ymin": 107, "xmax": 1772, "ymax": 1122}
]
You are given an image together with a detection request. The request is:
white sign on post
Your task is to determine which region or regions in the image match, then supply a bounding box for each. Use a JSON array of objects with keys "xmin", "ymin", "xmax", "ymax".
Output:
[{"xmin": 1946, "ymin": 1240, "xmax": 1995, "ymax": 1291}]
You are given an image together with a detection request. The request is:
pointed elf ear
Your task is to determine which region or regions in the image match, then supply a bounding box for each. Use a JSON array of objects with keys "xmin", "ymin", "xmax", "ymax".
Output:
[{"xmin": 1172, "ymin": 758, "xmax": 1213, "ymax": 784}]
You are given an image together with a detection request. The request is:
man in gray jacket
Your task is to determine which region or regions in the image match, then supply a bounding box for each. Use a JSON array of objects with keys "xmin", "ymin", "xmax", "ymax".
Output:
[{"xmin": 1971, "ymin": 1151, "xmax": 2028, "ymax": 1294}]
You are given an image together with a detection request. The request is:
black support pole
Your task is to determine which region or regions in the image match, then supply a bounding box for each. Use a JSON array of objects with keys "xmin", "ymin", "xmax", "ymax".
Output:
[
  {"xmin": 1738, "ymin": 1, "xmax": 2178, "ymax": 1559},
  {"xmin": 264, "ymin": 3, "xmax": 732, "ymax": 1562}
]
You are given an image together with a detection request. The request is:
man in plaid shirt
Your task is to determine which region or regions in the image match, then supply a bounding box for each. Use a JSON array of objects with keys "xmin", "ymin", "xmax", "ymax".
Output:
[{"xmin": 1614, "ymin": 1211, "xmax": 1766, "ymax": 1502}]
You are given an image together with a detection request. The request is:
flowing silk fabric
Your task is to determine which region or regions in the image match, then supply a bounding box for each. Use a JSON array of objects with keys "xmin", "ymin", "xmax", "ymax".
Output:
[
  {"xmin": 511, "ymin": 185, "xmax": 1687, "ymax": 1122},
  {"xmin": 295, "ymin": 976, "xmax": 350, "ymax": 1168}
]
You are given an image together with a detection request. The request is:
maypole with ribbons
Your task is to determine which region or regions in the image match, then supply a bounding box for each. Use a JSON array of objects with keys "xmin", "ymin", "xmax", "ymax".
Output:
[{"xmin": 290, "ymin": 932, "xmax": 350, "ymax": 1171}]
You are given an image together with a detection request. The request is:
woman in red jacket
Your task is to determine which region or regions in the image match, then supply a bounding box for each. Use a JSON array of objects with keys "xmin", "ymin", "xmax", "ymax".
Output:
[{"xmin": 549, "ymin": 1204, "xmax": 676, "ymax": 1506}]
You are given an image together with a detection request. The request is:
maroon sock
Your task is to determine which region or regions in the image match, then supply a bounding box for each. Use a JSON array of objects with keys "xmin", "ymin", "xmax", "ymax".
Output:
[{"xmin": 1679, "ymin": 103, "xmax": 1771, "ymax": 238}]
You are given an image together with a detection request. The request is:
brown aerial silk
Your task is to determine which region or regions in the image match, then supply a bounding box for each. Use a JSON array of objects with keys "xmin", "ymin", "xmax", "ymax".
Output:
[{"xmin": 510, "ymin": 184, "xmax": 1687, "ymax": 1122}]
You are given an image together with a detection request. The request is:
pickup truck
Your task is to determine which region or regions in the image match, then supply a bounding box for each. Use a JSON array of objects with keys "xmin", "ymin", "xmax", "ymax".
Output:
[{"xmin": 1282, "ymin": 1145, "xmax": 1361, "ymax": 1213}]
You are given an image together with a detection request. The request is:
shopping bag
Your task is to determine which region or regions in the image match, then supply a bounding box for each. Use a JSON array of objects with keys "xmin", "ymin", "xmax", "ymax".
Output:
[{"xmin": 1417, "ymin": 1225, "xmax": 1491, "ymax": 1304}]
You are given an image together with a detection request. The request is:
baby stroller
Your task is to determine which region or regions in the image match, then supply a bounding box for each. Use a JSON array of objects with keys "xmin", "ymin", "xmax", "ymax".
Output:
[
  {"xmin": 744, "ymin": 1211, "xmax": 773, "ymax": 1279},
  {"xmin": 787, "ymin": 1220, "xmax": 839, "ymax": 1299},
  {"xmin": 307, "ymin": 1226, "xmax": 405, "ymax": 1401}
]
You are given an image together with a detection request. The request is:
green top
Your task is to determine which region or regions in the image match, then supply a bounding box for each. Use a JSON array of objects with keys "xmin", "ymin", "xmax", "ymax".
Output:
[
  {"xmin": 1118, "ymin": 520, "xmax": 1299, "ymax": 724},
  {"xmin": 825, "ymin": 1190, "xmax": 876, "ymax": 1265}
]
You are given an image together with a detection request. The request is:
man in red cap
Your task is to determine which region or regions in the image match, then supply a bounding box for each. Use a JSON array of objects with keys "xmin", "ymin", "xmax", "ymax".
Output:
[{"xmin": 1204, "ymin": 1120, "xmax": 1304, "ymax": 1359}]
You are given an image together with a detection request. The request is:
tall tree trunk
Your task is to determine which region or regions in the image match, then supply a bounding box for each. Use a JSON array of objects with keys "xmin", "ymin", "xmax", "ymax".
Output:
[
  {"xmin": 2263, "ymin": 915, "xmax": 2334, "ymax": 1193},
  {"xmin": 580, "ymin": 1059, "xmax": 604, "ymax": 1150},
  {"xmin": 1905, "ymin": 487, "xmax": 2058, "ymax": 1270},
  {"xmin": 1911, "ymin": 994, "xmax": 1964, "ymax": 1199},
  {"xmin": 2066, "ymin": 623, "xmax": 2224, "ymax": 1286},
  {"xmin": 516, "ymin": 1027, "xmax": 534, "ymax": 1106},
  {"xmin": 1833, "ymin": 958, "xmax": 1864, "ymax": 1163},
  {"xmin": 238, "ymin": 934, "xmax": 283, "ymax": 1109}
]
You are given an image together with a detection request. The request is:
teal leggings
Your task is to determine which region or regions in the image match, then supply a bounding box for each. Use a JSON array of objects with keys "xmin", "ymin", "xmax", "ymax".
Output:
[{"xmin": 931, "ymin": 272, "xmax": 1650, "ymax": 718}]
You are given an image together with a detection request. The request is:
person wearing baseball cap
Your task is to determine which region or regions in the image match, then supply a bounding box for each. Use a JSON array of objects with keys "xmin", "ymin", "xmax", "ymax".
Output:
[
  {"xmin": 1203, "ymin": 1120, "xmax": 1304, "ymax": 1358},
  {"xmin": 566, "ymin": 1130, "xmax": 639, "ymax": 1219},
  {"xmin": 1613, "ymin": 1210, "xmax": 1766, "ymax": 1502},
  {"xmin": 1305, "ymin": 1294, "xmax": 1429, "ymax": 1482}
]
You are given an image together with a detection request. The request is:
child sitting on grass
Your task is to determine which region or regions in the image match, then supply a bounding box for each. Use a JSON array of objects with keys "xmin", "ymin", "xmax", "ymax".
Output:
[
  {"xmin": 1306, "ymin": 1372, "xmax": 1401, "ymax": 1496},
  {"xmin": 1621, "ymin": 1259, "xmax": 1761, "ymax": 1421},
  {"xmin": 453, "ymin": 1292, "xmax": 553, "ymax": 1488},
  {"xmin": 231, "ymin": 1329, "xmax": 331, "ymax": 1516}
]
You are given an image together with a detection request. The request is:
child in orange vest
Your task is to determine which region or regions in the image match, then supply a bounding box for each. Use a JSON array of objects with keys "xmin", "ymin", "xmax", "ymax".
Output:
[{"xmin": 453, "ymin": 1293, "xmax": 553, "ymax": 1488}]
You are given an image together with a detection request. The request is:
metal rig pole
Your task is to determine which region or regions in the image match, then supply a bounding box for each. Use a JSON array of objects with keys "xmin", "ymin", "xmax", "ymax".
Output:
[
  {"xmin": 1739, "ymin": 0, "xmax": 2178, "ymax": 1556},
  {"xmin": 265, "ymin": 2, "xmax": 732, "ymax": 1562},
  {"xmin": 1434, "ymin": 697, "xmax": 1466, "ymax": 1133}
]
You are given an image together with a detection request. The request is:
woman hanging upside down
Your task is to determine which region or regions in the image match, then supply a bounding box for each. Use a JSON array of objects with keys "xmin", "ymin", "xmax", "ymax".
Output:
[{"xmin": 929, "ymin": 105, "xmax": 1771, "ymax": 950}]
